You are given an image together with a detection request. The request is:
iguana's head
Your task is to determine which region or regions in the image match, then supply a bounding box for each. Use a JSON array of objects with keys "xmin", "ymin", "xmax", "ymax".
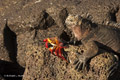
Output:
[{"xmin": 65, "ymin": 14, "xmax": 92, "ymax": 40}]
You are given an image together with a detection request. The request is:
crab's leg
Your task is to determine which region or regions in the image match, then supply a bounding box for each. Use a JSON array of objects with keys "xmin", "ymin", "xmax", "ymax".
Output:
[
  {"xmin": 58, "ymin": 55, "xmax": 68, "ymax": 63},
  {"xmin": 54, "ymin": 47, "xmax": 68, "ymax": 62},
  {"xmin": 58, "ymin": 47, "xmax": 68, "ymax": 62},
  {"xmin": 54, "ymin": 47, "xmax": 59, "ymax": 56},
  {"xmin": 58, "ymin": 47, "xmax": 63, "ymax": 57}
]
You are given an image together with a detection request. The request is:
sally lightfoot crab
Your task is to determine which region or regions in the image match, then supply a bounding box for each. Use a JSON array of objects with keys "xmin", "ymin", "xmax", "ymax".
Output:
[{"xmin": 43, "ymin": 37, "xmax": 68, "ymax": 62}]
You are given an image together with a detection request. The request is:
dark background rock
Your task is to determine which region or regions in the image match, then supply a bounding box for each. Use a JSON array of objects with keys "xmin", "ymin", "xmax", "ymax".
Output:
[{"xmin": 0, "ymin": 0, "xmax": 120, "ymax": 80}]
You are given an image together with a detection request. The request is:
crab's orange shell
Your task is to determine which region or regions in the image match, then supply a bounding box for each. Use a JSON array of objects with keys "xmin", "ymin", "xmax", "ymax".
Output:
[{"xmin": 47, "ymin": 37, "xmax": 59, "ymax": 45}]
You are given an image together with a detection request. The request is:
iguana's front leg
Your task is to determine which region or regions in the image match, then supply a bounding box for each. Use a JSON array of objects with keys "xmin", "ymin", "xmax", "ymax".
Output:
[{"xmin": 73, "ymin": 40, "xmax": 99, "ymax": 71}]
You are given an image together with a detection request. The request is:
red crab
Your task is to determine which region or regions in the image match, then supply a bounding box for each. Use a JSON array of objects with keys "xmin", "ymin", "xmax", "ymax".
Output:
[{"xmin": 43, "ymin": 37, "xmax": 68, "ymax": 62}]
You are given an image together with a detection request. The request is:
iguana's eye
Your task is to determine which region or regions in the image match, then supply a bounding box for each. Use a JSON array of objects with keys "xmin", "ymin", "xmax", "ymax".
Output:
[{"xmin": 70, "ymin": 20, "xmax": 73, "ymax": 22}]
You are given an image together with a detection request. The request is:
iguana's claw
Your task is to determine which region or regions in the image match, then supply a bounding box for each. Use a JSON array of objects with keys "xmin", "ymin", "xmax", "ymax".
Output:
[
  {"xmin": 107, "ymin": 62, "xmax": 119, "ymax": 79},
  {"xmin": 73, "ymin": 59, "xmax": 79, "ymax": 65},
  {"xmin": 107, "ymin": 55, "xmax": 119, "ymax": 79},
  {"xmin": 73, "ymin": 54, "xmax": 88, "ymax": 71}
]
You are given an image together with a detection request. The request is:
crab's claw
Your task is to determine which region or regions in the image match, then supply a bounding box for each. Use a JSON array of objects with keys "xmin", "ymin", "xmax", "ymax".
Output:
[
  {"xmin": 43, "ymin": 39, "xmax": 49, "ymax": 48},
  {"xmin": 43, "ymin": 39, "xmax": 48, "ymax": 42}
]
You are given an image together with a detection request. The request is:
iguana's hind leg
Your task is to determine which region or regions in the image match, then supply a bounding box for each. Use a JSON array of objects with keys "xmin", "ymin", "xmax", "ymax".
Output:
[
  {"xmin": 73, "ymin": 40, "xmax": 99, "ymax": 71},
  {"xmin": 107, "ymin": 55, "xmax": 119, "ymax": 80}
]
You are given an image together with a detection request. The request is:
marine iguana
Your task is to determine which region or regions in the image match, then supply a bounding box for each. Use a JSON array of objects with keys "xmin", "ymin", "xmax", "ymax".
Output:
[{"xmin": 65, "ymin": 14, "xmax": 120, "ymax": 78}]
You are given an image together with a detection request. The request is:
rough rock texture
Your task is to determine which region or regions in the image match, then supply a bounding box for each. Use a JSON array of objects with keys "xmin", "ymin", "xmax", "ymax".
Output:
[
  {"xmin": 116, "ymin": 8, "xmax": 120, "ymax": 23},
  {"xmin": 0, "ymin": 0, "xmax": 120, "ymax": 80}
]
